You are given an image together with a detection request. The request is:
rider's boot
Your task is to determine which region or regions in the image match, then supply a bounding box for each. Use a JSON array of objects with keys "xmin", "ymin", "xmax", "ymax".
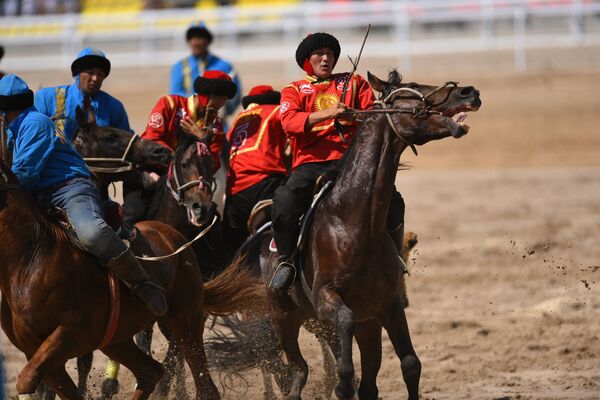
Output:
[
  {"xmin": 269, "ymin": 231, "xmax": 298, "ymax": 295},
  {"xmin": 389, "ymin": 223, "xmax": 409, "ymax": 275},
  {"xmin": 106, "ymin": 245, "xmax": 168, "ymax": 316}
]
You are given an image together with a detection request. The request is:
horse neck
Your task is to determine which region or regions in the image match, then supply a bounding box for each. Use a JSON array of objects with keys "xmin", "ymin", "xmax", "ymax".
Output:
[{"xmin": 329, "ymin": 115, "xmax": 406, "ymax": 236}]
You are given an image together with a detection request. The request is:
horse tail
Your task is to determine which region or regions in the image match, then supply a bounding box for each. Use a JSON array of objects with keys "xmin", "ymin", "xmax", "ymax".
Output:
[{"xmin": 203, "ymin": 254, "xmax": 266, "ymax": 316}]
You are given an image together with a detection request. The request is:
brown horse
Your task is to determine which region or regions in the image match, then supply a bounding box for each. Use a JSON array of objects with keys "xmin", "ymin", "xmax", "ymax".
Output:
[
  {"xmin": 0, "ymin": 158, "xmax": 265, "ymax": 399},
  {"xmin": 249, "ymin": 71, "xmax": 481, "ymax": 400}
]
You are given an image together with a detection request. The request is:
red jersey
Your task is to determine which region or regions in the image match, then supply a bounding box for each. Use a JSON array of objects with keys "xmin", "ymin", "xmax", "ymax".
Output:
[
  {"xmin": 279, "ymin": 73, "xmax": 374, "ymax": 169},
  {"xmin": 141, "ymin": 94, "xmax": 225, "ymax": 169},
  {"xmin": 226, "ymin": 103, "xmax": 288, "ymax": 196}
]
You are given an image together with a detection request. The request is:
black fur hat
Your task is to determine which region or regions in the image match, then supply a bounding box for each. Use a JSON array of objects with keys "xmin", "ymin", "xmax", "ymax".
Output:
[
  {"xmin": 186, "ymin": 23, "xmax": 213, "ymax": 44},
  {"xmin": 0, "ymin": 74, "xmax": 34, "ymax": 111},
  {"xmin": 193, "ymin": 70, "xmax": 237, "ymax": 99},
  {"xmin": 241, "ymin": 85, "xmax": 280, "ymax": 109},
  {"xmin": 295, "ymin": 32, "xmax": 340, "ymax": 69},
  {"xmin": 71, "ymin": 48, "xmax": 111, "ymax": 77}
]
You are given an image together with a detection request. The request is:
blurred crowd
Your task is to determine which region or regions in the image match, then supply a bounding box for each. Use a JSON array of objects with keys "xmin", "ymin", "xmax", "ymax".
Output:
[{"xmin": 0, "ymin": 0, "xmax": 351, "ymax": 16}]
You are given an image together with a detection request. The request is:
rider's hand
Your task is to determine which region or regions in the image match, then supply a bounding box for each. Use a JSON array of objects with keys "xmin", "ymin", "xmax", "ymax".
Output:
[
  {"xmin": 180, "ymin": 117, "xmax": 207, "ymax": 140},
  {"xmin": 329, "ymin": 102, "xmax": 355, "ymax": 121}
]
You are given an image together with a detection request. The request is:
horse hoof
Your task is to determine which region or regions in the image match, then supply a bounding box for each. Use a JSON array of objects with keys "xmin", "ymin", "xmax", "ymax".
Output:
[{"xmin": 100, "ymin": 378, "xmax": 119, "ymax": 398}]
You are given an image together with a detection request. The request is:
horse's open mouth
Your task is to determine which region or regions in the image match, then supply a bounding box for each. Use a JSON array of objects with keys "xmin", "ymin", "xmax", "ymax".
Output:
[
  {"xmin": 450, "ymin": 112, "xmax": 470, "ymax": 137},
  {"xmin": 442, "ymin": 103, "xmax": 480, "ymax": 117}
]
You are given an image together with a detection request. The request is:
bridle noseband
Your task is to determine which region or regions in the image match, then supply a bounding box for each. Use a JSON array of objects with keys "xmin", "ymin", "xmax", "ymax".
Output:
[
  {"xmin": 82, "ymin": 132, "xmax": 139, "ymax": 174},
  {"xmin": 370, "ymin": 81, "xmax": 458, "ymax": 156},
  {"xmin": 166, "ymin": 141, "xmax": 216, "ymax": 206}
]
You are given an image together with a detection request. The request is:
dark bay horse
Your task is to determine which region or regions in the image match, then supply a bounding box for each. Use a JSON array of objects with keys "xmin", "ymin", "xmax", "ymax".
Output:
[
  {"xmin": 0, "ymin": 161, "xmax": 264, "ymax": 399},
  {"xmin": 250, "ymin": 71, "xmax": 481, "ymax": 400}
]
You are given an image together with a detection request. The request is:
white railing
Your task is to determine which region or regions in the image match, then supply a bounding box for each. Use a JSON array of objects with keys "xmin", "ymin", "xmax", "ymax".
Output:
[{"xmin": 1, "ymin": 0, "xmax": 599, "ymax": 74}]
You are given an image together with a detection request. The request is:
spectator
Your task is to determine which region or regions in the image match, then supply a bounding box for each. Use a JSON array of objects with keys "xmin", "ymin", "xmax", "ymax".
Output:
[{"xmin": 170, "ymin": 22, "xmax": 241, "ymax": 120}]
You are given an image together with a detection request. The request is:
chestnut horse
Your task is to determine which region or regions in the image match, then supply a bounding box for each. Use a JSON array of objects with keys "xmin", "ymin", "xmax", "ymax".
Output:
[
  {"xmin": 0, "ymin": 157, "xmax": 265, "ymax": 399},
  {"xmin": 251, "ymin": 71, "xmax": 481, "ymax": 400}
]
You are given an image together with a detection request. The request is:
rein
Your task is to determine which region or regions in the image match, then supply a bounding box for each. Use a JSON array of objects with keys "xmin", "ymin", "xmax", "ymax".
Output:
[
  {"xmin": 135, "ymin": 214, "xmax": 218, "ymax": 261},
  {"xmin": 83, "ymin": 133, "xmax": 139, "ymax": 174}
]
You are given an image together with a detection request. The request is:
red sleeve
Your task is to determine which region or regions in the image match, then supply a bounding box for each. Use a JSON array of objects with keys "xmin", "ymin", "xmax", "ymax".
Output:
[
  {"xmin": 141, "ymin": 97, "xmax": 175, "ymax": 151},
  {"xmin": 280, "ymin": 85, "xmax": 311, "ymax": 138},
  {"xmin": 353, "ymin": 74, "xmax": 376, "ymax": 111}
]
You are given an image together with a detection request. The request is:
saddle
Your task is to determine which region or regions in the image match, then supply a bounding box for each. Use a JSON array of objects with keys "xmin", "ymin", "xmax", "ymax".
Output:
[{"xmin": 47, "ymin": 200, "xmax": 136, "ymax": 254}]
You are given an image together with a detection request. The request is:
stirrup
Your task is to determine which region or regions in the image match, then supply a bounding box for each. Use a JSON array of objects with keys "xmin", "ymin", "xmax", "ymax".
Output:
[{"xmin": 269, "ymin": 259, "xmax": 297, "ymax": 289}]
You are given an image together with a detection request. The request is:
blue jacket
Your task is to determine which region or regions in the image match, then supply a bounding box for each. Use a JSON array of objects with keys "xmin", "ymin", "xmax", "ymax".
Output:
[
  {"xmin": 34, "ymin": 79, "xmax": 130, "ymax": 141},
  {"xmin": 8, "ymin": 107, "xmax": 91, "ymax": 193},
  {"xmin": 170, "ymin": 52, "xmax": 242, "ymax": 116}
]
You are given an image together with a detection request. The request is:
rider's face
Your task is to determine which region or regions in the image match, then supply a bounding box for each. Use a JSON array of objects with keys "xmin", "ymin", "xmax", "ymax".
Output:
[
  {"xmin": 206, "ymin": 95, "xmax": 228, "ymax": 111},
  {"xmin": 188, "ymin": 37, "xmax": 210, "ymax": 58},
  {"xmin": 309, "ymin": 47, "xmax": 336, "ymax": 79},
  {"xmin": 78, "ymin": 67, "xmax": 106, "ymax": 96}
]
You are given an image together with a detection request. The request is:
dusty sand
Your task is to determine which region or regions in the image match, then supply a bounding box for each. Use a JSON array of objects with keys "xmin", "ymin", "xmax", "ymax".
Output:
[{"xmin": 2, "ymin": 56, "xmax": 599, "ymax": 399}]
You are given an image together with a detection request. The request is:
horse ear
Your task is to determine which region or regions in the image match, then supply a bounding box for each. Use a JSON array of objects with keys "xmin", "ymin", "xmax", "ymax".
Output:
[
  {"xmin": 87, "ymin": 108, "xmax": 97, "ymax": 126},
  {"xmin": 75, "ymin": 106, "xmax": 87, "ymax": 129},
  {"xmin": 367, "ymin": 71, "xmax": 386, "ymax": 93}
]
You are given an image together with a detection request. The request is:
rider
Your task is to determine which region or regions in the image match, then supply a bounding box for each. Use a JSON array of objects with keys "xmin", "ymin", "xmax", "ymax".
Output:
[
  {"xmin": 34, "ymin": 47, "xmax": 131, "ymax": 141},
  {"xmin": 269, "ymin": 32, "xmax": 407, "ymax": 293},
  {"xmin": 123, "ymin": 70, "xmax": 237, "ymax": 226},
  {"xmin": 0, "ymin": 74, "xmax": 167, "ymax": 317},
  {"xmin": 223, "ymin": 85, "xmax": 288, "ymax": 257},
  {"xmin": 170, "ymin": 22, "xmax": 241, "ymax": 120}
]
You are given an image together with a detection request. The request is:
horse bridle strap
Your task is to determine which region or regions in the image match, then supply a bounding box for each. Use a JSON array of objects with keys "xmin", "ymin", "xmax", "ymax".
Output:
[
  {"xmin": 83, "ymin": 133, "xmax": 139, "ymax": 173},
  {"xmin": 135, "ymin": 214, "xmax": 218, "ymax": 261},
  {"xmin": 167, "ymin": 142, "xmax": 216, "ymax": 205}
]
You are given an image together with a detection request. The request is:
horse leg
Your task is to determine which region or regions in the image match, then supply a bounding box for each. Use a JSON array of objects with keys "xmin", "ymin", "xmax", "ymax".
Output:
[
  {"xmin": 16, "ymin": 327, "xmax": 78, "ymax": 397},
  {"xmin": 379, "ymin": 298, "xmax": 421, "ymax": 400},
  {"xmin": 168, "ymin": 313, "xmax": 219, "ymax": 400},
  {"xmin": 271, "ymin": 306, "xmax": 308, "ymax": 400},
  {"xmin": 260, "ymin": 367, "xmax": 277, "ymax": 400},
  {"xmin": 99, "ymin": 360, "xmax": 121, "ymax": 399},
  {"xmin": 316, "ymin": 290, "xmax": 355, "ymax": 400},
  {"xmin": 76, "ymin": 352, "xmax": 93, "ymax": 397},
  {"xmin": 311, "ymin": 325, "xmax": 338, "ymax": 400},
  {"xmin": 156, "ymin": 319, "xmax": 189, "ymax": 400},
  {"xmin": 39, "ymin": 366, "xmax": 82, "ymax": 400},
  {"xmin": 354, "ymin": 320, "xmax": 382, "ymax": 400},
  {"xmin": 101, "ymin": 339, "xmax": 163, "ymax": 400}
]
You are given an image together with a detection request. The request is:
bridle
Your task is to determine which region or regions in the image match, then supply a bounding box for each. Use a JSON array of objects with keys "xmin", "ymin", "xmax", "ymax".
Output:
[
  {"xmin": 166, "ymin": 141, "xmax": 217, "ymax": 206},
  {"xmin": 348, "ymin": 81, "xmax": 459, "ymax": 156},
  {"xmin": 81, "ymin": 131, "xmax": 139, "ymax": 174}
]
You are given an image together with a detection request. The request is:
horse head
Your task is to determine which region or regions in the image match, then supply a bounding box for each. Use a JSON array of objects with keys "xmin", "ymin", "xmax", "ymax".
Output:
[
  {"xmin": 367, "ymin": 70, "xmax": 482, "ymax": 147},
  {"xmin": 168, "ymin": 134, "xmax": 217, "ymax": 227},
  {"xmin": 73, "ymin": 106, "xmax": 172, "ymax": 175}
]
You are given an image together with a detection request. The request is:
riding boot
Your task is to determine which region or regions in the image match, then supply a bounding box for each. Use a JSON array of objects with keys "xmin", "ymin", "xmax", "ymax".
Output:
[
  {"xmin": 269, "ymin": 231, "xmax": 298, "ymax": 295},
  {"xmin": 106, "ymin": 245, "xmax": 168, "ymax": 316},
  {"xmin": 389, "ymin": 223, "xmax": 409, "ymax": 275}
]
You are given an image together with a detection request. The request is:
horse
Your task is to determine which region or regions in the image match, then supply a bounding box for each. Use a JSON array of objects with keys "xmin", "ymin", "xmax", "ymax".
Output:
[
  {"xmin": 71, "ymin": 123, "xmax": 225, "ymax": 398},
  {"xmin": 0, "ymin": 155, "xmax": 265, "ymax": 400},
  {"xmin": 225, "ymin": 70, "xmax": 481, "ymax": 400}
]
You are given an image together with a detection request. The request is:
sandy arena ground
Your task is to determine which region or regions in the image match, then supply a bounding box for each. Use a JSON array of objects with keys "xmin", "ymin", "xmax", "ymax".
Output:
[{"xmin": 1, "ymin": 52, "xmax": 599, "ymax": 399}]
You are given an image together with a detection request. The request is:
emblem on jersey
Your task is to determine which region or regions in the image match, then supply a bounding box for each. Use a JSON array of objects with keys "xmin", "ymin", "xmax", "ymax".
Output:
[
  {"xmin": 335, "ymin": 76, "xmax": 347, "ymax": 91},
  {"xmin": 148, "ymin": 112, "xmax": 164, "ymax": 129},
  {"xmin": 299, "ymin": 83, "xmax": 314, "ymax": 94},
  {"xmin": 314, "ymin": 93, "xmax": 339, "ymax": 111},
  {"xmin": 231, "ymin": 121, "xmax": 250, "ymax": 150},
  {"xmin": 280, "ymin": 101, "xmax": 290, "ymax": 114},
  {"xmin": 54, "ymin": 128, "xmax": 66, "ymax": 144}
]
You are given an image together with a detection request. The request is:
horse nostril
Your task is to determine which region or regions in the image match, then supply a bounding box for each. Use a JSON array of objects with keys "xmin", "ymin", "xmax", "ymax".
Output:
[{"xmin": 460, "ymin": 86, "xmax": 476, "ymax": 97}]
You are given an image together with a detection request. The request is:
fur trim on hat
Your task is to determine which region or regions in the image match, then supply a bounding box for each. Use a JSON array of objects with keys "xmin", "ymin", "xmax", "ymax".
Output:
[
  {"xmin": 0, "ymin": 89, "xmax": 34, "ymax": 111},
  {"xmin": 186, "ymin": 26, "xmax": 213, "ymax": 43},
  {"xmin": 295, "ymin": 32, "xmax": 341, "ymax": 71},
  {"xmin": 193, "ymin": 76, "xmax": 237, "ymax": 99},
  {"xmin": 71, "ymin": 55, "xmax": 111, "ymax": 77},
  {"xmin": 242, "ymin": 91, "xmax": 280, "ymax": 109}
]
